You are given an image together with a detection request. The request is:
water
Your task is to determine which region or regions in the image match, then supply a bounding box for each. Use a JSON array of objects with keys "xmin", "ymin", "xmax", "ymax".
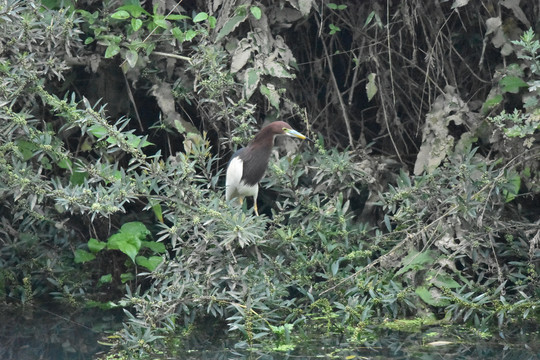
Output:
[{"xmin": 1, "ymin": 304, "xmax": 538, "ymax": 360}]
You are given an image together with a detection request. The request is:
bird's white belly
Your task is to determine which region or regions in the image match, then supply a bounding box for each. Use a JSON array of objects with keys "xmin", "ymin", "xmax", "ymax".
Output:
[{"xmin": 226, "ymin": 156, "xmax": 259, "ymax": 200}]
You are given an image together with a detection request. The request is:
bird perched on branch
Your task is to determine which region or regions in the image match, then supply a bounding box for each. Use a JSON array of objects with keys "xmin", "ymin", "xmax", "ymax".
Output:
[{"xmin": 225, "ymin": 121, "xmax": 312, "ymax": 215}]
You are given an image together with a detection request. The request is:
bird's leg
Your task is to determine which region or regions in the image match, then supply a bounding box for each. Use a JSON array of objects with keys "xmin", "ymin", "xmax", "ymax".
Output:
[{"xmin": 254, "ymin": 201, "xmax": 259, "ymax": 216}]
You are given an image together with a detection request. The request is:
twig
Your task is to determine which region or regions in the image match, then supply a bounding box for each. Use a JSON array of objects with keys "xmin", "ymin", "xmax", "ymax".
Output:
[
  {"xmin": 320, "ymin": 32, "xmax": 355, "ymax": 148},
  {"xmin": 151, "ymin": 51, "xmax": 192, "ymax": 63}
]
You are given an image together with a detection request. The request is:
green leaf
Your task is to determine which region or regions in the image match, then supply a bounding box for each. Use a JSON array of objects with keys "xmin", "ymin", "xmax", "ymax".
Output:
[
  {"xmin": 430, "ymin": 272, "xmax": 461, "ymax": 289},
  {"xmin": 70, "ymin": 171, "xmax": 88, "ymax": 185},
  {"xmin": 331, "ymin": 259, "xmax": 340, "ymax": 276},
  {"xmin": 120, "ymin": 272, "xmax": 135, "ymax": 283},
  {"xmin": 86, "ymin": 300, "xmax": 119, "ymax": 309},
  {"xmin": 106, "ymin": 222, "xmax": 149, "ymax": 263},
  {"xmin": 149, "ymin": 199, "xmax": 163, "ymax": 223},
  {"xmin": 482, "ymin": 94, "xmax": 503, "ymax": 113},
  {"xmin": 84, "ymin": 37, "xmax": 94, "ymax": 45},
  {"xmin": 502, "ymin": 171, "xmax": 520, "ymax": 202},
  {"xmin": 117, "ymin": 4, "xmax": 149, "ymax": 17},
  {"xmin": 88, "ymin": 124, "xmax": 108, "ymax": 138},
  {"xmin": 108, "ymin": 234, "xmax": 139, "ymax": 263},
  {"xmin": 208, "ymin": 15, "xmax": 217, "ymax": 29},
  {"xmin": 120, "ymin": 221, "xmax": 150, "ymax": 238},
  {"xmin": 216, "ymin": 15, "xmax": 247, "ymax": 41},
  {"xmin": 184, "ymin": 29, "xmax": 197, "ymax": 41},
  {"xmin": 136, "ymin": 255, "xmax": 163, "ymax": 271},
  {"xmin": 396, "ymin": 249, "xmax": 434, "ymax": 275},
  {"xmin": 88, "ymin": 237, "xmax": 106, "ymax": 253},
  {"xmin": 171, "ymin": 27, "xmax": 184, "ymax": 42},
  {"xmin": 153, "ymin": 16, "xmax": 168, "ymax": 29},
  {"xmin": 16, "ymin": 140, "xmax": 37, "ymax": 161},
  {"xmin": 141, "ymin": 240, "xmax": 166, "ymax": 253},
  {"xmin": 98, "ymin": 274, "xmax": 112, "ymax": 285},
  {"xmin": 125, "ymin": 49, "xmax": 138, "ymax": 68},
  {"xmin": 131, "ymin": 18, "xmax": 143, "ymax": 31},
  {"xmin": 500, "ymin": 76, "xmax": 528, "ymax": 94},
  {"xmin": 125, "ymin": 133, "xmax": 153, "ymax": 148},
  {"xmin": 415, "ymin": 286, "xmax": 449, "ymax": 306},
  {"xmin": 111, "ymin": 10, "xmax": 130, "ymax": 20},
  {"xmin": 250, "ymin": 6, "xmax": 262, "ymax": 20},
  {"xmin": 244, "ymin": 68, "xmax": 260, "ymax": 99},
  {"xmin": 104, "ymin": 44, "xmax": 120, "ymax": 58},
  {"xmin": 260, "ymin": 83, "xmax": 280, "ymax": 110},
  {"xmin": 327, "ymin": 3, "xmax": 338, "ymax": 9},
  {"xmin": 193, "ymin": 12, "xmax": 208, "ymax": 23},
  {"xmin": 329, "ymin": 23, "xmax": 341, "ymax": 34},
  {"xmin": 366, "ymin": 72, "xmax": 378, "ymax": 101},
  {"xmin": 74, "ymin": 249, "xmax": 95, "ymax": 264},
  {"xmin": 165, "ymin": 14, "xmax": 190, "ymax": 21},
  {"xmin": 57, "ymin": 157, "xmax": 72, "ymax": 170}
]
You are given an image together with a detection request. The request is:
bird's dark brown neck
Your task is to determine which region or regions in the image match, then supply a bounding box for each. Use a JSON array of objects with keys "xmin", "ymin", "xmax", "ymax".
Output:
[
  {"xmin": 239, "ymin": 129, "xmax": 275, "ymax": 185},
  {"xmin": 250, "ymin": 125, "xmax": 276, "ymax": 149}
]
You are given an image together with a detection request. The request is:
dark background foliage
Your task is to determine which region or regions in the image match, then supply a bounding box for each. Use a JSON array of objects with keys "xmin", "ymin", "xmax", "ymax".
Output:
[{"xmin": 0, "ymin": 0, "xmax": 539, "ymax": 358}]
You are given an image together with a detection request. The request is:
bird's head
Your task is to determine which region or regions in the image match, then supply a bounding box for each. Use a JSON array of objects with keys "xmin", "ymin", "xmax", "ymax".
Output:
[{"xmin": 266, "ymin": 121, "xmax": 313, "ymax": 142}]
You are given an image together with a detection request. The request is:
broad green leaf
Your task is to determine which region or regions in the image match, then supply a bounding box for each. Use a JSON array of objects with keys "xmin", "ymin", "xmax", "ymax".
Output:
[
  {"xmin": 331, "ymin": 259, "xmax": 340, "ymax": 276},
  {"xmin": 15, "ymin": 140, "xmax": 37, "ymax": 161},
  {"xmin": 149, "ymin": 199, "xmax": 163, "ymax": 223},
  {"xmin": 216, "ymin": 15, "xmax": 246, "ymax": 41},
  {"xmin": 131, "ymin": 18, "xmax": 142, "ymax": 31},
  {"xmin": 250, "ymin": 6, "xmax": 261, "ymax": 20},
  {"xmin": 396, "ymin": 249, "xmax": 434, "ymax": 275},
  {"xmin": 366, "ymin": 72, "xmax": 378, "ymax": 101},
  {"xmin": 500, "ymin": 76, "xmax": 528, "ymax": 94},
  {"xmin": 86, "ymin": 300, "xmax": 119, "ymax": 309},
  {"xmin": 208, "ymin": 15, "xmax": 217, "ymax": 28},
  {"xmin": 120, "ymin": 272, "xmax": 135, "ymax": 283},
  {"xmin": 502, "ymin": 171, "xmax": 520, "ymax": 202},
  {"xmin": 125, "ymin": 49, "xmax": 138, "ymax": 68},
  {"xmin": 108, "ymin": 234, "xmax": 139, "ymax": 262},
  {"xmin": 88, "ymin": 237, "xmax": 106, "ymax": 253},
  {"xmin": 431, "ymin": 273, "xmax": 461, "ymax": 289},
  {"xmin": 111, "ymin": 10, "xmax": 130, "ymax": 20},
  {"xmin": 193, "ymin": 12, "xmax": 208, "ymax": 23},
  {"xmin": 136, "ymin": 255, "xmax": 163, "ymax": 271},
  {"xmin": 329, "ymin": 23, "xmax": 340, "ymax": 34},
  {"xmin": 104, "ymin": 44, "xmax": 120, "ymax": 58},
  {"xmin": 415, "ymin": 286, "xmax": 449, "ymax": 306},
  {"xmin": 153, "ymin": 17, "xmax": 168, "ymax": 29},
  {"xmin": 171, "ymin": 27, "xmax": 184, "ymax": 42},
  {"xmin": 70, "ymin": 171, "xmax": 88, "ymax": 185},
  {"xmin": 98, "ymin": 274, "xmax": 112, "ymax": 285},
  {"xmin": 482, "ymin": 94, "xmax": 503, "ymax": 113},
  {"xmin": 244, "ymin": 68, "xmax": 260, "ymax": 99},
  {"xmin": 117, "ymin": 4, "xmax": 149, "ymax": 17},
  {"xmin": 57, "ymin": 157, "xmax": 72, "ymax": 170},
  {"xmin": 74, "ymin": 249, "xmax": 95, "ymax": 263},
  {"xmin": 120, "ymin": 221, "xmax": 150, "ymax": 238},
  {"xmin": 263, "ymin": 60, "xmax": 293, "ymax": 78},
  {"xmin": 184, "ymin": 29, "xmax": 197, "ymax": 41},
  {"xmin": 141, "ymin": 240, "xmax": 166, "ymax": 253},
  {"xmin": 125, "ymin": 133, "xmax": 153, "ymax": 148},
  {"xmin": 260, "ymin": 83, "xmax": 280, "ymax": 110},
  {"xmin": 88, "ymin": 124, "xmax": 107, "ymax": 138},
  {"xmin": 84, "ymin": 37, "xmax": 94, "ymax": 45},
  {"xmin": 165, "ymin": 14, "xmax": 190, "ymax": 21}
]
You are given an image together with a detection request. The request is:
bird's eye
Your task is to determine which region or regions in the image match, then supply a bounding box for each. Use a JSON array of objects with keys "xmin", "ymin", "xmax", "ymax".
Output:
[{"xmin": 282, "ymin": 128, "xmax": 287, "ymax": 131}]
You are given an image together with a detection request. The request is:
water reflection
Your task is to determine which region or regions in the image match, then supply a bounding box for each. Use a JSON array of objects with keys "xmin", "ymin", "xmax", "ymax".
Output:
[
  {"xmin": 0, "ymin": 303, "xmax": 120, "ymax": 360},
  {"xmin": 0, "ymin": 305, "xmax": 538, "ymax": 360}
]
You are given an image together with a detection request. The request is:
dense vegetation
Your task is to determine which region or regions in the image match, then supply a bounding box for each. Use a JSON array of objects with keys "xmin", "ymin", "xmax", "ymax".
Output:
[{"xmin": 0, "ymin": 0, "xmax": 539, "ymax": 358}]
